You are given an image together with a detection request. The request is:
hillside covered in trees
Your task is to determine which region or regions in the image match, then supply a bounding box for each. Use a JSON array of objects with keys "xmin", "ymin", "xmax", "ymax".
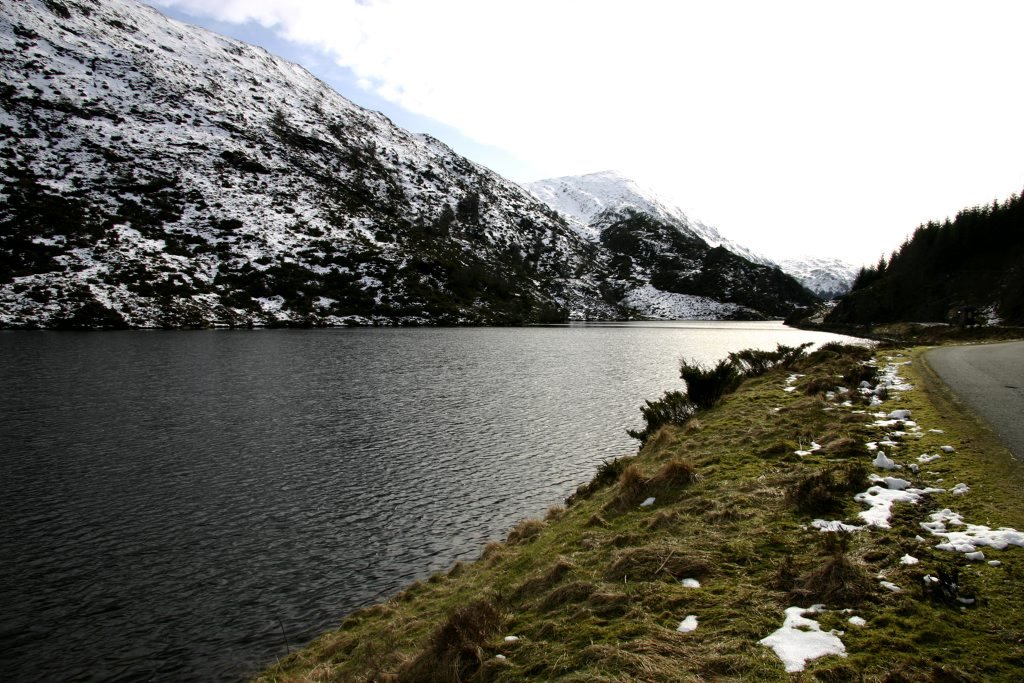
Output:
[{"xmin": 826, "ymin": 190, "xmax": 1024, "ymax": 327}]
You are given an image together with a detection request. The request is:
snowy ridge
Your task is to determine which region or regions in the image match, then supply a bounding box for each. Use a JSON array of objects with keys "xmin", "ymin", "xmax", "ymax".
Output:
[
  {"xmin": 525, "ymin": 171, "xmax": 818, "ymax": 319},
  {"xmin": 778, "ymin": 256, "xmax": 859, "ymax": 299},
  {"xmin": 525, "ymin": 171, "xmax": 773, "ymax": 266}
]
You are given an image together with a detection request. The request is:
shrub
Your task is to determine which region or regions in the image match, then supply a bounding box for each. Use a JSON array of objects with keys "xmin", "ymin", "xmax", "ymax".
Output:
[
  {"xmin": 679, "ymin": 358, "xmax": 741, "ymax": 409},
  {"xmin": 568, "ymin": 457, "xmax": 632, "ymax": 505},
  {"xmin": 727, "ymin": 342, "xmax": 812, "ymax": 376},
  {"xmin": 627, "ymin": 390, "xmax": 695, "ymax": 446},
  {"xmin": 841, "ymin": 361, "xmax": 878, "ymax": 387}
]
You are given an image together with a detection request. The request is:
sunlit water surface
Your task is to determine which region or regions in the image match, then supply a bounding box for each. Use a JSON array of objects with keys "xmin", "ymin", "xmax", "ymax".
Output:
[{"xmin": 0, "ymin": 322, "xmax": 861, "ymax": 680}]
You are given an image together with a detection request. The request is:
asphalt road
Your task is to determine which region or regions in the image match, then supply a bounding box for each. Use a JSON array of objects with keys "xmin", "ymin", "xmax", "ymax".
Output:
[{"xmin": 925, "ymin": 341, "xmax": 1024, "ymax": 460}]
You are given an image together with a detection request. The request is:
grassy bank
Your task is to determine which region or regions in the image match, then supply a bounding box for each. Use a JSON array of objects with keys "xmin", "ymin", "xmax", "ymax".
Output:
[{"xmin": 259, "ymin": 343, "xmax": 1024, "ymax": 681}]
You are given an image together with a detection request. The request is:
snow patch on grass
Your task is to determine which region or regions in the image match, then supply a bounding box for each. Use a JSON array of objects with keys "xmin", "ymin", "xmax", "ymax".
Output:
[
  {"xmin": 676, "ymin": 615, "xmax": 698, "ymax": 633},
  {"xmin": 759, "ymin": 605, "xmax": 846, "ymax": 673}
]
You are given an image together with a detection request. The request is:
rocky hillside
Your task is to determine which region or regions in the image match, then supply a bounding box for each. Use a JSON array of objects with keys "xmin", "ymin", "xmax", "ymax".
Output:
[
  {"xmin": 1, "ymin": 0, "xmax": 626, "ymax": 328},
  {"xmin": 527, "ymin": 173, "xmax": 818, "ymax": 319},
  {"xmin": 0, "ymin": 0, "xmax": 815, "ymax": 328}
]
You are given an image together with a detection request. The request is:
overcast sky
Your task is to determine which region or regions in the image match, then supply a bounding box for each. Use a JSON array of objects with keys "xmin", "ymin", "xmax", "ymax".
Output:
[{"xmin": 147, "ymin": 0, "xmax": 1024, "ymax": 266}]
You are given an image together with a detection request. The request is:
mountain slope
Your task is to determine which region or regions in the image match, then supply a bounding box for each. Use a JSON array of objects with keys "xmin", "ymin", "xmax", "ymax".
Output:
[
  {"xmin": 526, "ymin": 172, "xmax": 818, "ymax": 319},
  {"xmin": 0, "ymin": 0, "xmax": 622, "ymax": 328},
  {"xmin": 777, "ymin": 256, "xmax": 858, "ymax": 299}
]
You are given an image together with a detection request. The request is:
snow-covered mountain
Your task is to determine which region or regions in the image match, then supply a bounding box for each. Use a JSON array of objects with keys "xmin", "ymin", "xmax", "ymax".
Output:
[
  {"xmin": 525, "ymin": 172, "xmax": 817, "ymax": 319},
  {"xmin": 525, "ymin": 171, "xmax": 772, "ymax": 266},
  {"xmin": 777, "ymin": 257, "xmax": 858, "ymax": 300},
  {"xmin": 1, "ymin": 0, "xmax": 627, "ymax": 327},
  {"xmin": 0, "ymin": 0, "xmax": 815, "ymax": 327}
]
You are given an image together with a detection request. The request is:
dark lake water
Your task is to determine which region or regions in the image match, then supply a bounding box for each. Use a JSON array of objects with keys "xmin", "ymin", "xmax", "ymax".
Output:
[{"xmin": 0, "ymin": 322, "xmax": 860, "ymax": 680}]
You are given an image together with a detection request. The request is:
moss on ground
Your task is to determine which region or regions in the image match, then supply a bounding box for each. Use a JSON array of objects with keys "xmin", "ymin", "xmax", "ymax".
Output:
[{"xmin": 257, "ymin": 344, "xmax": 1024, "ymax": 682}]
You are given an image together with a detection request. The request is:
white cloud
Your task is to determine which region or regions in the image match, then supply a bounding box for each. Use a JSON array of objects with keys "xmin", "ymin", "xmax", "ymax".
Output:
[{"xmin": 151, "ymin": 1, "xmax": 1024, "ymax": 263}]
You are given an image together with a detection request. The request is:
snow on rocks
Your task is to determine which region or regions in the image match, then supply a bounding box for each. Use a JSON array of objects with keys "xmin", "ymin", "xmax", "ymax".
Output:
[
  {"xmin": 950, "ymin": 483, "xmax": 970, "ymax": 496},
  {"xmin": 900, "ymin": 554, "xmax": 920, "ymax": 565},
  {"xmin": 848, "ymin": 616, "xmax": 867, "ymax": 627},
  {"xmin": 639, "ymin": 497, "xmax": 656, "ymax": 508},
  {"xmin": 680, "ymin": 578, "xmax": 701, "ymax": 588},
  {"xmin": 887, "ymin": 409, "xmax": 912, "ymax": 420},
  {"xmin": 759, "ymin": 605, "xmax": 847, "ymax": 673},
  {"xmin": 918, "ymin": 453, "xmax": 941, "ymax": 464},
  {"xmin": 941, "ymin": 445, "xmax": 956, "ymax": 453},
  {"xmin": 879, "ymin": 581, "xmax": 902, "ymax": 593},
  {"xmin": 676, "ymin": 615, "xmax": 699, "ymax": 633},
  {"xmin": 503, "ymin": 635, "xmax": 520, "ymax": 643}
]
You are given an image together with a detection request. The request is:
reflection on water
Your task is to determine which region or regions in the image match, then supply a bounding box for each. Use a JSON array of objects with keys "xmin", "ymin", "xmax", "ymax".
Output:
[{"xmin": 0, "ymin": 322, "xmax": 860, "ymax": 680}]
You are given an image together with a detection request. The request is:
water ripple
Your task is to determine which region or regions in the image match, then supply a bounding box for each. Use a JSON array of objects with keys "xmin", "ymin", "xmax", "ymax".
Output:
[{"xmin": 0, "ymin": 322, "xmax": 859, "ymax": 680}]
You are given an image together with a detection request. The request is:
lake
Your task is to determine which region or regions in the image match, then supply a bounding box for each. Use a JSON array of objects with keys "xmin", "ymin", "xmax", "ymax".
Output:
[{"xmin": 0, "ymin": 322, "xmax": 861, "ymax": 680}]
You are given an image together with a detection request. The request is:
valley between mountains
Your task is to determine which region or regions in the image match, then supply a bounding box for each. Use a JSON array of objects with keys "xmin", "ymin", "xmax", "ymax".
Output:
[{"xmin": 0, "ymin": 0, "xmax": 853, "ymax": 330}]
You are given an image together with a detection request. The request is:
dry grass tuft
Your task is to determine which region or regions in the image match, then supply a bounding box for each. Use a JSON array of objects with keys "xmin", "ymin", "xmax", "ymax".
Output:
[
  {"xmin": 605, "ymin": 543, "xmax": 712, "ymax": 582},
  {"xmin": 786, "ymin": 463, "xmax": 868, "ymax": 515},
  {"xmin": 772, "ymin": 554, "xmax": 799, "ymax": 591},
  {"xmin": 820, "ymin": 435, "xmax": 861, "ymax": 457},
  {"xmin": 604, "ymin": 464, "xmax": 647, "ymax": 511},
  {"xmin": 585, "ymin": 513, "xmax": 608, "ymax": 528},
  {"xmin": 799, "ymin": 376, "xmax": 836, "ymax": 395},
  {"xmin": 541, "ymin": 581, "xmax": 597, "ymax": 610},
  {"xmin": 647, "ymin": 458, "xmax": 699, "ymax": 491},
  {"xmin": 513, "ymin": 556, "xmax": 577, "ymax": 602},
  {"xmin": 606, "ymin": 459, "xmax": 699, "ymax": 512},
  {"xmin": 791, "ymin": 545, "xmax": 872, "ymax": 605},
  {"xmin": 544, "ymin": 504, "xmax": 565, "ymax": 520},
  {"xmin": 507, "ymin": 518, "xmax": 546, "ymax": 545},
  {"xmin": 397, "ymin": 599, "xmax": 502, "ymax": 683},
  {"xmin": 757, "ymin": 440, "xmax": 795, "ymax": 458},
  {"xmin": 646, "ymin": 510, "xmax": 678, "ymax": 530},
  {"xmin": 480, "ymin": 541, "xmax": 506, "ymax": 564},
  {"xmin": 704, "ymin": 502, "xmax": 748, "ymax": 524}
]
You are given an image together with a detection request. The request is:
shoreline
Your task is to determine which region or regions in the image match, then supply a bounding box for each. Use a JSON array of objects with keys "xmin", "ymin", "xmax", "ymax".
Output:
[{"xmin": 257, "ymin": 341, "xmax": 1024, "ymax": 681}]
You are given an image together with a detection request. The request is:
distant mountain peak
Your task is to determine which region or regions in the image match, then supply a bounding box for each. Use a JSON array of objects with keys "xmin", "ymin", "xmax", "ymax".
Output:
[
  {"xmin": 524, "ymin": 172, "xmax": 773, "ymax": 266},
  {"xmin": 777, "ymin": 256, "xmax": 859, "ymax": 299}
]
